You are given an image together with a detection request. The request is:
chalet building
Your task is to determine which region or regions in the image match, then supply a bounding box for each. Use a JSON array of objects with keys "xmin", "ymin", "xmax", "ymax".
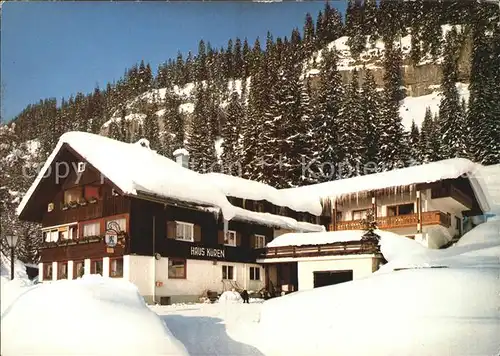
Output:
[
  {"xmin": 16, "ymin": 132, "xmax": 324, "ymax": 304},
  {"xmin": 257, "ymin": 158, "xmax": 491, "ymax": 293}
]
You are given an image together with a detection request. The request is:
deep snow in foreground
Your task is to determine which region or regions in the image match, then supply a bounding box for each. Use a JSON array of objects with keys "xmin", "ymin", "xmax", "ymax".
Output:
[
  {"xmin": 2, "ymin": 218, "xmax": 499, "ymax": 355},
  {"xmin": 1, "ymin": 275, "xmax": 188, "ymax": 356}
]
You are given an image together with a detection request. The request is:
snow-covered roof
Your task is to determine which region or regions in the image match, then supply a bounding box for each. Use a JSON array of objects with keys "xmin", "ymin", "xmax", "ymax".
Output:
[
  {"xmin": 281, "ymin": 158, "xmax": 484, "ymax": 205},
  {"xmin": 469, "ymin": 164, "xmax": 500, "ymax": 214},
  {"xmin": 16, "ymin": 132, "xmax": 236, "ymax": 220},
  {"xmin": 231, "ymin": 207, "xmax": 324, "ymax": 233},
  {"xmin": 203, "ymin": 173, "xmax": 322, "ymax": 216},
  {"xmin": 267, "ymin": 229, "xmax": 380, "ymax": 248},
  {"xmin": 173, "ymin": 148, "xmax": 189, "ymax": 157}
]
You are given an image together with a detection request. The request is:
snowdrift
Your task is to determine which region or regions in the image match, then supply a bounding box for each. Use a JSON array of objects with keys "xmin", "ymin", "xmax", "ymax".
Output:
[
  {"xmin": 1, "ymin": 275, "xmax": 188, "ymax": 356},
  {"xmin": 218, "ymin": 290, "xmax": 243, "ymax": 304},
  {"xmin": 258, "ymin": 219, "xmax": 500, "ymax": 356}
]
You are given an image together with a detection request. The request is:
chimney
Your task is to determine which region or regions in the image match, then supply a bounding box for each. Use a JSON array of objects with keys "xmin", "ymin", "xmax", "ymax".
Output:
[{"xmin": 173, "ymin": 148, "xmax": 190, "ymax": 169}]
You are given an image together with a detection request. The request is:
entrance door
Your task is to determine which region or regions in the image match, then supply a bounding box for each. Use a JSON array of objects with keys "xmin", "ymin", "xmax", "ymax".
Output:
[{"xmin": 313, "ymin": 270, "xmax": 353, "ymax": 288}]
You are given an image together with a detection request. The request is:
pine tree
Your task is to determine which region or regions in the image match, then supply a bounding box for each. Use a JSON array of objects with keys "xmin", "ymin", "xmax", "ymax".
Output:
[
  {"xmin": 221, "ymin": 90, "xmax": 243, "ymax": 175},
  {"xmin": 346, "ymin": 0, "xmax": 366, "ymax": 58},
  {"xmin": 242, "ymin": 38, "xmax": 251, "ymax": 78},
  {"xmin": 233, "ymin": 37, "xmax": 243, "ymax": 78},
  {"xmin": 143, "ymin": 108, "xmax": 160, "ymax": 152},
  {"xmin": 338, "ymin": 70, "xmax": 364, "ymax": 178},
  {"xmin": 378, "ymin": 43, "xmax": 408, "ymax": 170},
  {"xmin": 409, "ymin": 120, "xmax": 421, "ymax": 163},
  {"xmin": 438, "ymin": 28, "xmax": 466, "ymax": 159},
  {"xmin": 310, "ymin": 48, "xmax": 344, "ymax": 182},
  {"xmin": 188, "ymin": 84, "xmax": 217, "ymax": 173},
  {"xmin": 303, "ymin": 12, "xmax": 315, "ymax": 56},
  {"xmin": 466, "ymin": 16, "xmax": 500, "ymax": 164},
  {"xmin": 360, "ymin": 70, "xmax": 381, "ymax": 172}
]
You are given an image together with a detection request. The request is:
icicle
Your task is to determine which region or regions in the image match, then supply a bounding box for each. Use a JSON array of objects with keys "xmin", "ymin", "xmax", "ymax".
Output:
[{"xmin": 356, "ymin": 192, "xmax": 359, "ymax": 205}]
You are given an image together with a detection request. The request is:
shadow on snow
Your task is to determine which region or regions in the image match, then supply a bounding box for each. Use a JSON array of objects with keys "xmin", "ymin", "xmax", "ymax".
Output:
[{"xmin": 161, "ymin": 314, "xmax": 264, "ymax": 356}]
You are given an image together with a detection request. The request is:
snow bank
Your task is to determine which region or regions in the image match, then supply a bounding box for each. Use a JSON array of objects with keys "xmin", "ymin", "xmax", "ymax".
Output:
[
  {"xmin": 218, "ymin": 290, "xmax": 243, "ymax": 304},
  {"xmin": 1, "ymin": 275, "xmax": 188, "ymax": 356},
  {"xmin": 258, "ymin": 222, "xmax": 500, "ymax": 355},
  {"xmin": 258, "ymin": 267, "xmax": 500, "ymax": 356},
  {"xmin": 204, "ymin": 172, "xmax": 323, "ymax": 216}
]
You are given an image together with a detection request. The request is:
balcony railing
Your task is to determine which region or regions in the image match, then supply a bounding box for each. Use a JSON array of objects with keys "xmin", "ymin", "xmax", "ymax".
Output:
[
  {"xmin": 261, "ymin": 240, "xmax": 380, "ymax": 259},
  {"xmin": 329, "ymin": 211, "xmax": 451, "ymax": 231},
  {"xmin": 42, "ymin": 196, "xmax": 130, "ymax": 227}
]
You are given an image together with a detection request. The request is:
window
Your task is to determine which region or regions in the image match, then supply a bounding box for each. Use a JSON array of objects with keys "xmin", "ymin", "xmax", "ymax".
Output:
[
  {"xmin": 43, "ymin": 263, "xmax": 53, "ymax": 280},
  {"xmin": 69, "ymin": 225, "xmax": 78, "ymax": 240},
  {"xmin": 58, "ymin": 262, "xmax": 68, "ymax": 279},
  {"xmin": 387, "ymin": 203, "xmax": 415, "ymax": 217},
  {"xmin": 82, "ymin": 222, "xmax": 100, "ymax": 237},
  {"xmin": 168, "ymin": 259, "xmax": 186, "ymax": 279},
  {"xmin": 90, "ymin": 259, "xmax": 103, "ymax": 275},
  {"xmin": 224, "ymin": 231, "xmax": 236, "ymax": 246},
  {"xmin": 106, "ymin": 218, "xmax": 127, "ymax": 233},
  {"xmin": 352, "ymin": 209, "xmax": 368, "ymax": 220},
  {"xmin": 175, "ymin": 222, "xmax": 194, "ymax": 241},
  {"xmin": 250, "ymin": 267, "xmax": 261, "ymax": 281},
  {"xmin": 254, "ymin": 235, "xmax": 266, "ymax": 249},
  {"xmin": 222, "ymin": 265, "xmax": 234, "ymax": 280},
  {"xmin": 58, "ymin": 229, "xmax": 68, "ymax": 241},
  {"xmin": 84, "ymin": 185, "xmax": 101, "ymax": 200},
  {"xmin": 63, "ymin": 187, "xmax": 83, "ymax": 204},
  {"xmin": 109, "ymin": 258, "xmax": 124, "ymax": 278},
  {"xmin": 43, "ymin": 229, "xmax": 58, "ymax": 242},
  {"xmin": 73, "ymin": 260, "xmax": 85, "ymax": 279}
]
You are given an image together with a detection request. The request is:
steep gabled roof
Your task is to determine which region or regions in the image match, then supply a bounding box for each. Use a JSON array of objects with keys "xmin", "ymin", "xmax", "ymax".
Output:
[
  {"xmin": 16, "ymin": 132, "xmax": 324, "ymax": 232},
  {"xmin": 17, "ymin": 132, "xmax": 236, "ymax": 220}
]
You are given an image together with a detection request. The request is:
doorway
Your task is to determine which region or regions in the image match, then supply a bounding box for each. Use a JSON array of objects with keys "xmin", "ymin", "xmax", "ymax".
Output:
[{"xmin": 313, "ymin": 270, "xmax": 353, "ymax": 288}]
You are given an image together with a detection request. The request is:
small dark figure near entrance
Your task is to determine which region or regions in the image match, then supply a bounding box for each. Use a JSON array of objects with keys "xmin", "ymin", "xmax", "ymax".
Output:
[{"xmin": 240, "ymin": 289, "xmax": 250, "ymax": 304}]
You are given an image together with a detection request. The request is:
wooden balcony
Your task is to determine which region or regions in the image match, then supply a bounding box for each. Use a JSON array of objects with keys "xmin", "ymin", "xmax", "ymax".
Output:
[
  {"xmin": 42, "ymin": 196, "xmax": 130, "ymax": 227},
  {"xmin": 260, "ymin": 240, "xmax": 380, "ymax": 260},
  {"xmin": 431, "ymin": 184, "xmax": 473, "ymax": 210},
  {"xmin": 329, "ymin": 211, "xmax": 451, "ymax": 231}
]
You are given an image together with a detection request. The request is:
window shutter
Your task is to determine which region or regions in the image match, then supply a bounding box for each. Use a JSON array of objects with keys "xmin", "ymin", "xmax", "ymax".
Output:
[
  {"xmin": 218, "ymin": 230, "xmax": 224, "ymax": 244},
  {"xmin": 250, "ymin": 234, "xmax": 256, "ymax": 248},
  {"xmin": 193, "ymin": 224, "xmax": 202, "ymax": 242},
  {"xmin": 236, "ymin": 232, "xmax": 242, "ymax": 246},
  {"xmin": 166, "ymin": 221, "xmax": 176, "ymax": 239}
]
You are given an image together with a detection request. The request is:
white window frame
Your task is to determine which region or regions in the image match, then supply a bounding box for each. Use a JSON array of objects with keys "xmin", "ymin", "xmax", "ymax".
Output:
[
  {"xmin": 249, "ymin": 266, "xmax": 261, "ymax": 281},
  {"xmin": 175, "ymin": 221, "xmax": 194, "ymax": 242},
  {"xmin": 254, "ymin": 234, "xmax": 266, "ymax": 249},
  {"xmin": 224, "ymin": 230, "xmax": 237, "ymax": 246},
  {"xmin": 222, "ymin": 265, "xmax": 235, "ymax": 280}
]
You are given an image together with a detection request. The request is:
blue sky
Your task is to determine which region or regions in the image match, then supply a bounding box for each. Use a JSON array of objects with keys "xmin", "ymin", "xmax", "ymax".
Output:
[{"xmin": 1, "ymin": 1, "xmax": 346, "ymax": 122}]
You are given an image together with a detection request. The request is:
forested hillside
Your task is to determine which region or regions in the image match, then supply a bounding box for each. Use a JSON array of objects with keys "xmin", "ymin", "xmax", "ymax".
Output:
[{"xmin": 1, "ymin": 0, "xmax": 499, "ymax": 263}]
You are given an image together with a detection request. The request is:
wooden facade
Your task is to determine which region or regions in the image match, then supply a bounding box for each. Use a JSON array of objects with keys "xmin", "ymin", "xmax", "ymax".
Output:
[{"xmin": 26, "ymin": 145, "xmax": 293, "ymax": 267}]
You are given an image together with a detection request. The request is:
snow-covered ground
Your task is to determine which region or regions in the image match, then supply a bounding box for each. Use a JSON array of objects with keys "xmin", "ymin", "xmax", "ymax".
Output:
[
  {"xmin": 1, "ymin": 274, "xmax": 188, "ymax": 356},
  {"xmin": 157, "ymin": 219, "xmax": 499, "ymax": 356},
  {"xmin": 400, "ymin": 82, "xmax": 470, "ymax": 129},
  {"xmin": 2, "ymin": 217, "xmax": 498, "ymax": 355}
]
